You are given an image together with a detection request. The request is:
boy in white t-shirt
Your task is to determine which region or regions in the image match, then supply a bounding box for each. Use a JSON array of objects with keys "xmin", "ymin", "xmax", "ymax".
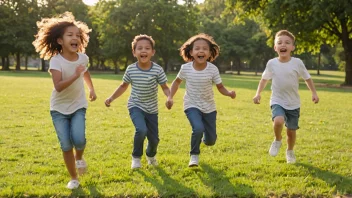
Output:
[{"xmin": 253, "ymin": 30, "xmax": 319, "ymax": 164}]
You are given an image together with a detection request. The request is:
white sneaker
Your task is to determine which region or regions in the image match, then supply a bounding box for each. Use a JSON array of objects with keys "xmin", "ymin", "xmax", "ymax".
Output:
[
  {"xmin": 146, "ymin": 156, "xmax": 158, "ymax": 166},
  {"xmin": 67, "ymin": 179, "xmax": 79, "ymax": 189},
  {"xmin": 131, "ymin": 157, "xmax": 141, "ymax": 169},
  {"xmin": 188, "ymin": 155, "xmax": 199, "ymax": 167},
  {"xmin": 286, "ymin": 150, "xmax": 296, "ymax": 164},
  {"xmin": 269, "ymin": 140, "xmax": 282, "ymax": 156},
  {"xmin": 76, "ymin": 159, "xmax": 87, "ymax": 175}
]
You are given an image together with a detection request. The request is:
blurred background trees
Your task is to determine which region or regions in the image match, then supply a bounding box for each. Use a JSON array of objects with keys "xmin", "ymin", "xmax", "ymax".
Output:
[{"xmin": 0, "ymin": 0, "xmax": 351, "ymax": 85}]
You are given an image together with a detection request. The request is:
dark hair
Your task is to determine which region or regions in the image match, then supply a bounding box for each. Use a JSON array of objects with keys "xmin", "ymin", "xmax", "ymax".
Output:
[
  {"xmin": 32, "ymin": 12, "xmax": 91, "ymax": 60},
  {"xmin": 275, "ymin": 30, "xmax": 295, "ymax": 43},
  {"xmin": 131, "ymin": 34, "xmax": 155, "ymax": 51},
  {"xmin": 179, "ymin": 33, "xmax": 220, "ymax": 62}
]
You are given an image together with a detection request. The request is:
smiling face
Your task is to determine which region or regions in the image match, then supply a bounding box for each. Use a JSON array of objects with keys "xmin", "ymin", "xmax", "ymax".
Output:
[
  {"xmin": 274, "ymin": 35, "xmax": 295, "ymax": 62},
  {"xmin": 57, "ymin": 25, "xmax": 81, "ymax": 55},
  {"xmin": 190, "ymin": 39, "xmax": 211, "ymax": 66},
  {"xmin": 132, "ymin": 39, "xmax": 155, "ymax": 66}
]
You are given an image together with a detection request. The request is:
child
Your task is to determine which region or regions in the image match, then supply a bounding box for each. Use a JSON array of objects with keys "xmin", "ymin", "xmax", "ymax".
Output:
[
  {"xmin": 105, "ymin": 34, "xmax": 170, "ymax": 169},
  {"xmin": 252, "ymin": 30, "xmax": 319, "ymax": 164},
  {"xmin": 32, "ymin": 12, "xmax": 97, "ymax": 189},
  {"xmin": 166, "ymin": 33, "xmax": 236, "ymax": 167}
]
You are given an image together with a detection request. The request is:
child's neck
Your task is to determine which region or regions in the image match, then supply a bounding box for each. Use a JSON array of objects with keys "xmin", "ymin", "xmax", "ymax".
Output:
[
  {"xmin": 138, "ymin": 61, "xmax": 152, "ymax": 70},
  {"xmin": 277, "ymin": 56, "xmax": 291, "ymax": 63},
  {"xmin": 60, "ymin": 51, "xmax": 78, "ymax": 62},
  {"xmin": 192, "ymin": 62, "xmax": 207, "ymax": 71}
]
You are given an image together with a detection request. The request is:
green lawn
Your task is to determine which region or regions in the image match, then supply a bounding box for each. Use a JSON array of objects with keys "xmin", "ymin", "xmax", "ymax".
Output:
[{"xmin": 0, "ymin": 70, "xmax": 351, "ymax": 197}]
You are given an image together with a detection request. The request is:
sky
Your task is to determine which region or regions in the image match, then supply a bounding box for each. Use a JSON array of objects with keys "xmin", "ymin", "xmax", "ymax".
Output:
[{"xmin": 83, "ymin": 0, "xmax": 205, "ymax": 6}]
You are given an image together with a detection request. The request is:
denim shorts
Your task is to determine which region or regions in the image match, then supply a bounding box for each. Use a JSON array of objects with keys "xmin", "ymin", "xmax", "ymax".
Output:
[
  {"xmin": 271, "ymin": 104, "xmax": 300, "ymax": 130},
  {"xmin": 50, "ymin": 108, "xmax": 86, "ymax": 151}
]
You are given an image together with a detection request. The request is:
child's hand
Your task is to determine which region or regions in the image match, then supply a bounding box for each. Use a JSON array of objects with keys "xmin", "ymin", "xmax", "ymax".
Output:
[
  {"xmin": 228, "ymin": 90, "xmax": 236, "ymax": 99},
  {"xmin": 89, "ymin": 90, "xmax": 97, "ymax": 101},
  {"xmin": 166, "ymin": 98, "xmax": 173, "ymax": 110},
  {"xmin": 75, "ymin": 65, "xmax": 86, "ymax": 76},
  {"xmin": 253, "ymin": 95, "xmax": 261, "ymax": 104},
  {"xmin": 312, "ymin": 94, "xmax": 319, "ymax": 104},
  {"xmin": 105, "ymin": 98, "xmax": 112, "ymax": 107}
]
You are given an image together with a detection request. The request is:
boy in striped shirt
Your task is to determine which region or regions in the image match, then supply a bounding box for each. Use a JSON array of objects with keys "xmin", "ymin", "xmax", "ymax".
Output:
[{"xmin": 105, "ymin": 35, "xmax": 170, "ymax": 169}]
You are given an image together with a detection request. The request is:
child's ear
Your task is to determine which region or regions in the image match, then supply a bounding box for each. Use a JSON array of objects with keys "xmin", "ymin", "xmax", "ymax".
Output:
[
  {"xmin": 57, "ymin": 38, "xmax": 63, "ymax": 45},
  {"xmin": 152, "ymin": 49, "xmax": 156, "ymax": 56},
  {"xmin": 132, "ymin": 50, "xmax": 136, "ymax": 57}
]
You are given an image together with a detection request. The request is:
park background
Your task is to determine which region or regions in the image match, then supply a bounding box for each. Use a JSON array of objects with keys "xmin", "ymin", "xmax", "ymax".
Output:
[{"xmin": 0, "ymin": 0, "xmax": 352, "ymax": 197}]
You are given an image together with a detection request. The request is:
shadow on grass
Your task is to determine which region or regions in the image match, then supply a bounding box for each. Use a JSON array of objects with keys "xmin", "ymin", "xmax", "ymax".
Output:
[
  {"xmin": 69, "ymin": 183, "xmax": 103, "ymax": 197},
  {"xmin": 198, "ymin": 163, "xmax": 255, "ymax": 197},
  {"xmin": 296, "ymin": 163, "xmax": 352, "ymax": 195},
  {"xmin": 137, "ymin": 167, "xmax": 197, "ymax": 197}
]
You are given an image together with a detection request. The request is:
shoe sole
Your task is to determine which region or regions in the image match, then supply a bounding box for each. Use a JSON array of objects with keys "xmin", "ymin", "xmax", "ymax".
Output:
[{"xmin": 188, "ymin": 164, "xmax": 198, "ymax": 167}]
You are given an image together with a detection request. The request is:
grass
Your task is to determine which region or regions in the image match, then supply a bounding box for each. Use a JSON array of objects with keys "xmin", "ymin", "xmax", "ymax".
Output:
[{"xmin": 0, "ymin": 70, "xmax": 351, "ymax": 197}]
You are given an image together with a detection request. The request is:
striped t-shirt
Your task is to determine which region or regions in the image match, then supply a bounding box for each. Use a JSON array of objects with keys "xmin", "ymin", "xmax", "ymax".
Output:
[
  {"xmin": 123, "ymin": 62, "xmax": 167, "ymax": 114},
  {"xmin": 177, "ymin": 62, "xmax": 222, "ymax": 113}
]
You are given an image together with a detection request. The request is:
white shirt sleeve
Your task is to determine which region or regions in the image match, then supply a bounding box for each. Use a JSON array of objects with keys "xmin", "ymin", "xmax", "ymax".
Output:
[
  {"xmin": 297, "ymin": 58, "xmax": 311, "ymax": 80},
  {"xmin": 177, "ymin": 64, "xmax": 186, "ymax": 81},
  {"xmin": 262, "ymin": 60, "xmax": 273, "ymax": 80},
  {"xmin": 48, "ymin": 57, "xmax": 62, "ymax": 73}
]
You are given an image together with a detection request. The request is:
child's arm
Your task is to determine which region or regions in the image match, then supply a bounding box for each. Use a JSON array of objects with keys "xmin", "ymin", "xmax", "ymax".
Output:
[
  {"xmin": 160, "ymin": 83, "xmax": 170, "ymax": 98},
  {"xmin": 253, "ymin": 79, "xmax": 269, "ymax": 104},
  {"xmin": 166, "ymin": 78, "xmax": 182, "ymax": 109},
  {"xmin": 216, "ymin": 83, "xmax": 236, "ymax": 99},
  {"xmin": 50, "ymin": 65, "xmax": 86, "ymax": 92},
  {"xmin": 83, "ymin": 71, "xmax": 97, "ymax": 101},
  {"xmin": 105, "ymin": 82, "xmax": 129, "ymax": 107},
  {"xmin": 305, "ymin": 78, "xmax": 319, "ymax": 103}
]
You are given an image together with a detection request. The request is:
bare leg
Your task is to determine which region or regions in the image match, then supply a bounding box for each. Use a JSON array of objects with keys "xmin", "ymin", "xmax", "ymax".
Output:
[
  {"xmin": 63, "ymin": 149, "xmax": 78, "ymax": 180},
  {"xmin": 286, "ymin": 129, "xmax": 296, "ymax": 150},
  {"xmin": 75, "ymin": 149, "xmax": 84, "ymax": 160},
  {"xmin": 273, "ymin": 116, "xmax": 284, "ymax": 141}
]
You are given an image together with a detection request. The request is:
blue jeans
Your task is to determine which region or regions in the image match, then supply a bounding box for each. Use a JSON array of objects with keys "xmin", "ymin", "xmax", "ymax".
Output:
[
  {"xmin": 129, "ymin": 107, "xmax": 159, "ymax": 158},
  {"xmin": 50, "ymin": 108, "xmax": 86, "ymax": 151},
  {"xmin": 185, "ymin": 108, "xmax": 217, "ymax": 155}
]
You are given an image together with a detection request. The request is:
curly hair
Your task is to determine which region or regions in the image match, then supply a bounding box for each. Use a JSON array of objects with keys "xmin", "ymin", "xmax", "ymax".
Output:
[
  {"xmin": 131, "ymin": 34, "xmax": 155, "ymax": 51},
  {"xmin": 179, "ymin": 33, "xmax": 220, "ymax": 62},
  {"xmin": 32, "ymin": 12, "xmax": 91, "ymax": 60}
]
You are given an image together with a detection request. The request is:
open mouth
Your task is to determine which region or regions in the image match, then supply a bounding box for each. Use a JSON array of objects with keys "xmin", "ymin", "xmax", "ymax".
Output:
[
  {"xmin": 198, "ymin": 55, "xmax": 205, "ymax": 60},
  {"xmin": 71, "ymin": 43, "xmax": 78, "ymax": 48},
  {"xmin": 140, "ymin": 55, "xmax": 148, "ymax": 59},
  {"xmin": 280, "ymin": 48, "xmax": 287, "ymax": 52}
]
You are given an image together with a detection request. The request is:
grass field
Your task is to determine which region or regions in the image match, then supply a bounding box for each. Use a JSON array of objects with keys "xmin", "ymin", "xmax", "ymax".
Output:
[{"xmin": 0, "ymin": 70, "xmax": 351, "ymax": 197}]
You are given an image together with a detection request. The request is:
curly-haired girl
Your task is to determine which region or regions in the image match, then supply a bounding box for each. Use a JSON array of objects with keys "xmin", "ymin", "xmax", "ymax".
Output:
[
  {"xmin": 33, "ymin": 12, "xmax": 97, "ymax": 189},
  {"xmin": 166, "ymin": 33, "xmax": 236, "ymax": 167}
]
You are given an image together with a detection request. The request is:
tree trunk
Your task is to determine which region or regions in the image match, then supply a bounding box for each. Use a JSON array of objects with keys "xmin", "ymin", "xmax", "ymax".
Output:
[
  {"xmin": 25, "ymin": 56, "xmax": 28, "ymax": 70},
  {"xmin": 5, "ymin": 56, "xmax": 9, "ymax": 70},
  {"xmin": 16, "ymin": 52, "xmax": 21, "ymax": 70},
  {"xmin": 317, "ymin": 52, "xmax": 321, "ymax": 75},
  {"xmin": 89, "ymin": 56, "xmax": 94, "ymax": 70},
  {"xmin": 340, "ymin": 20, "xmax": 352, "ymax": 85},
  {"xmin": 237, "ymin": 59, "xmax": 241, "ymax": 75},
  {"xmin": 1, "ymin": 57, "xmax": 5, "ymax": 70},
  {"xmin": 41, "ymin": 59, "xmax": 46, "ymax": 71},
  {"xmin": 114, "ymin": 59, "xmax": 119, "ymax": 74}
]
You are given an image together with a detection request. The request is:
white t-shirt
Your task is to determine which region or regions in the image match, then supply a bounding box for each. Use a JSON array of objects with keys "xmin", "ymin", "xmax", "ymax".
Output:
[
  {"xmin": 262, "ymin": 57, "xmax": 311, "ymax": 110},
  {"xmin": 177, "ymin": 62, "xmax": 222, "ymax": 113},
  {"xmin": 48, "ymin": 53, "xmax": 89, "ymax": 114}
]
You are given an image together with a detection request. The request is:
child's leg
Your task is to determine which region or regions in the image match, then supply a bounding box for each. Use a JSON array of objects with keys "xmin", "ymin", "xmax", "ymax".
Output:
[
  {"xmin": 271, "ymin": 104, "xmax": 286, "ymax": 141},
  {"xmin": 50, "ymin": 111, "xmax": 77, "ymax": 180},
  {"xmin": 202, "ymin": 111, "xmax": 217, "ymax": 146},
  {"xmin": 63, "ymin": 150, "xmax": 78, "ymax": 180},
  {"xmin": 70, "ymin": 108, "xmax": 87, "ymax": 160},
  {"xmin": 273, "ymin": 116, "xmax": 284, "ymax": 141},
  {"xmin": 286, "ymin": 129, "xmax": 296, "ymax": 150},
  {"xmin": 129, "ymin": 107, "xmax": 148, "ymax": 158},
  {"xmin": 185, "ymin": 108, "xmax": 204, "ymax": 155},
  {"xmin": 145, "ymin": 112, "xmax": 159, "ymax": 157}
]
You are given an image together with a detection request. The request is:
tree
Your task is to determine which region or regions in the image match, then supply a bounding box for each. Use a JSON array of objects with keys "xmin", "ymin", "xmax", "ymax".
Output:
[{"xmin": 229, "ymin": 0, "xmax": 352, "ymax": 85}]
